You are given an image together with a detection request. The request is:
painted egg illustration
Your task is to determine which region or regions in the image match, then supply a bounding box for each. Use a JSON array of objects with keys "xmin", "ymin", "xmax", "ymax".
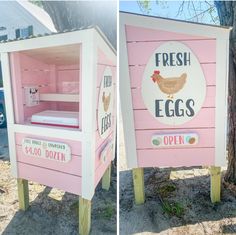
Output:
[
  {"xmin": 152, "ymin": 137, "xmax": 162, "ymax": 146},
  {"xmin": 188, "ymin": 137, "xmax": 196, "ymax": 144},
  {"xmin": 142, "ymin": 41, "xmax": 206, "ymax": 126}
]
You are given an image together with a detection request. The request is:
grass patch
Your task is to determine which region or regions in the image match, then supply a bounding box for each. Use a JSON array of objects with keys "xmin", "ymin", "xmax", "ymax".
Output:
[
  {"xmin": 162, "ymin": 201, "xmax": 184, "ymax": 218},
  {"xmin": 100, "ymin": 204, "xmax": 115, "ymax": 219},
  {"xmin": 158, "ymin": 184, "xmax": 176, "ymax": 197}
]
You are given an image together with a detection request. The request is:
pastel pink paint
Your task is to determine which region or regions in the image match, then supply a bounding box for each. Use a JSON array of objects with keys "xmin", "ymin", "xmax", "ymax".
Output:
[
  {"xmin": 18, "ymin": 162, "xmax": 82, "ymax": 195},
  {"xmin": 16, "ymin": 145, "xmax": 82, "ymax": 176},
  {"xmin": 137, "ymin": 148, "xmax": 215, "ymax": 167},
  {"xmin": 126, "ymin": 25, "xmax": 217, "ymax": 168},
  {"xmin": 134, "ymin": 108, "xmax": 215, "ymax": 130},
  {"xmin": 125, "ymin": 25, "xmax": 213, "ymax": 42},
  {"xmin": 127, "ymin": 40, "xmax": 216, "ymax": 66}
]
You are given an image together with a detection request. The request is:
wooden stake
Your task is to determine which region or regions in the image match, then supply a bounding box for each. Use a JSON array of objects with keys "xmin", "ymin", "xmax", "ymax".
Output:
[
  {"xmin": 17, "ymin": 178, "xmax": 29, "ymax": 211},
  {"xmin": 210, "ymin": 166, "xmax": 221, "ymax": 203},
  {"xmin": 102, "ymin": 164, "xmax": 111, "ymax": 190},
  {"xmin": 79, "ymin": 197, "xmax": 91, "ymax": 235},
  {"xmin": 132, "ymin": 168, "xmax": 145, "ymax": 204}
]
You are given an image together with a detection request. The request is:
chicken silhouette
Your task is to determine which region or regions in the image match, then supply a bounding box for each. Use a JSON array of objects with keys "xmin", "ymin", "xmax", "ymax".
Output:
[
  {"xmin": 151, "ymin": 70, "xmax": 187, "ymax": 98},
  {"xmin": 102, "ymin": 92, "xmax": 111, "ymax": 112}
]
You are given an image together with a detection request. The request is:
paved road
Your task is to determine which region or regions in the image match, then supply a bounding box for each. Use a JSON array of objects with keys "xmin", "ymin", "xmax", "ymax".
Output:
[{"xmin": 0, "ymin": 128, "xmax": 9, "ymax": 159}]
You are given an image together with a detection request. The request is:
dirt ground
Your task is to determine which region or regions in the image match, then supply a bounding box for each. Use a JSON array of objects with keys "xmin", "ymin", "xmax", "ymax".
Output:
[
  {"xmin": 0, "ymin": 128, "xmax": 117, "ymax": 235},
  {"xmin": 119, "ymin": 118, "xmax": 236, "ymax": 235}
]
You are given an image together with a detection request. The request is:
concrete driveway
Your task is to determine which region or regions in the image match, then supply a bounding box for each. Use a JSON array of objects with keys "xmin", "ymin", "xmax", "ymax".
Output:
[{"xmin": 0, "ymin": 128, "xmax": 9, "ymax": 159}]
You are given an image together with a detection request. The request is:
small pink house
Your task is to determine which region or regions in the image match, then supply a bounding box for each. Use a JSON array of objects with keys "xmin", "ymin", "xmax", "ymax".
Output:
[
  {"xmin": 0, "ymin": 27, "xmax": 116, "ymax": 233},
  {"xmin": 120, "ymin": 12, "xmax": 230, "ymax": 203}
]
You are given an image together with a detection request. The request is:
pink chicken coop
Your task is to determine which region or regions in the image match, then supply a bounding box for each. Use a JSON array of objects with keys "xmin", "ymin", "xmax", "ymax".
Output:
[
  {"xmin": 0, "ymin": 27, "xmax": 116, "ymax": 234},
  {"xmin": 120, "ymin": 12, "xmax": 230, "ymax": 205}
]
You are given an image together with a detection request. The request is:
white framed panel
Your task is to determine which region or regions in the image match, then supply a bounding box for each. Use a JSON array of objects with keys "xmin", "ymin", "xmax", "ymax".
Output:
[{"xmin": 120, "ymin": 16, "xmax": 138, "ymax": 168}]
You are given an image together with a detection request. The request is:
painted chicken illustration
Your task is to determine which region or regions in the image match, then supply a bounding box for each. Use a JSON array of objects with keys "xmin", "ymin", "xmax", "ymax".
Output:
[
  {"xmin": 151, "ymin": 70, "xmax": 187, "ymax": 98},
  {"xmin": 102, "ymin": 92, "xmax": 111, "ymax": 112}
]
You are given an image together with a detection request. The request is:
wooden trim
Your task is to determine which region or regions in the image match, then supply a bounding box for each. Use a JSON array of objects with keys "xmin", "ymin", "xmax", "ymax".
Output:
[
  {"xmin": 13, "ymin": 123, "xmax": 83, "ymax": 141},
  {"xmin": 1, "ymin": 53, "xmax": 18, "ymax": 177},
  {"xmin": 215, "ymin": 36, "xmax": 230, "ymax": 166},
  {"xmin": 40, "ymin": 93, "xmax": 80, "ymax": 102},
  {"xmin": 120, "ymin": 17, "xmax": 138, "ymax": 168},
  {"xmin": 81, "ymin": 30, "xmax": 97, "ymax": 200},
  {"xmin": 0, "ymin": 29, "xmax": 93, "ymax": 53}
]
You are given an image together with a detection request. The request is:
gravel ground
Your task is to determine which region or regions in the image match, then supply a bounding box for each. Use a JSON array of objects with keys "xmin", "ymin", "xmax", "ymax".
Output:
[
  {"xmin": 0, "ymin": 128, "xmax": 117, "ymax": 235},
  {"xmin": 119, "ymin": 116, "xmax": 236, "ymax": 235}
]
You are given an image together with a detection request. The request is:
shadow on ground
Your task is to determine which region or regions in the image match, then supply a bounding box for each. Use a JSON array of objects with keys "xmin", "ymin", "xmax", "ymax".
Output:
[{"xmin": 120, "ymin": 167, "xmax": 236, "ymax": 235}]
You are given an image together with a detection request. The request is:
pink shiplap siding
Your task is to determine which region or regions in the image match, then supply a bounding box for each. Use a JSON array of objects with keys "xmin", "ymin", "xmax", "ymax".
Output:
[
  {"xmin": 18, "ymin": 162, "xmax": 82, "ymax": 195},
  {"xmin": 137, "ymin": 148, "xmax": 215, "ymax": 167},
  {"xmin": 126, "ymin": 25, "xmax": 216, "ymax": 168},
  {"xmin": 125, "ymin": 25, "xmax": 213, "ymax": 41},
  {"xmin": 94, "ymin": 49, "xmax": 116, "ymax": 186}
]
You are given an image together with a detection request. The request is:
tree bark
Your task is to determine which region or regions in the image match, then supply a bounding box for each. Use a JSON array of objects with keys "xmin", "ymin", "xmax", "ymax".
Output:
[
  {"xmin": 215, "ymin": 1, "xmax": 236, "ymax": 183},
  {"xmin": 40, "ymin": 1, "xmax": 116, "ymax": 49}
]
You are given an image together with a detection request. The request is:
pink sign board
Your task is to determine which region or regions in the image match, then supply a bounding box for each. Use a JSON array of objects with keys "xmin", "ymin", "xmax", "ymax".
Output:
[{"xmin": 120, "ymin": 12, "xmax": 230, "ymax": 168}]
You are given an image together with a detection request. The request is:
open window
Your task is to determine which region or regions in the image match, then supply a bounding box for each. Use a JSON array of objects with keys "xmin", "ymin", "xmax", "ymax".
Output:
[{"xmin": 10, "ymin": 44, "xmax": 81, "ymax": 130}]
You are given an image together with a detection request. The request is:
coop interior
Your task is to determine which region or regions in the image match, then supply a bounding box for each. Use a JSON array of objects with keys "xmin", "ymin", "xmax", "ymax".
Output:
[{"xmin": 11, "ymin": 44, "xmax": 81, "ymax": 130}]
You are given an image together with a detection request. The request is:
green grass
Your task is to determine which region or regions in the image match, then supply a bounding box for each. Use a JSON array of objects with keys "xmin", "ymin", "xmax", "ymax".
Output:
[
  {"xmin": 162, "ymin": 201, "xmax": 184, "ymax": 218},
  {"xmin": 100, "ymin": 204, "xmax": 115, "ymax": 219},
  {"xmin": 158, "ymin": 184, "xmax": 176, "ymax": 197}
]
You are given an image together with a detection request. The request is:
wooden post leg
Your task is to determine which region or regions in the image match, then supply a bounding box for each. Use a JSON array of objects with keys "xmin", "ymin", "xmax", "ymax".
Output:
[
  {"xmin": 102, "ymin": 164, "xmax": 111, "ymax": 190},
  {"xmin": 132, "ymin": 168, "xmax": 145, "ymax": 204},
  {"xmin": 210, "ymin": 166, "xmax": 221, "ymax": 203},
  {"xmin": 79, "ymin": 197, "xmax": 91, "ymax": 235},
  {"xmin": 17, "ymin": 178, "xmax": 29, "ymax": 211}
]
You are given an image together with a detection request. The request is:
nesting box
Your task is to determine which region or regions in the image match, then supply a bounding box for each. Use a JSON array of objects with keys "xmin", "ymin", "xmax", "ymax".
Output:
[
  {"xmin": 0, "ymin": 27, "xmax": 116, "ymax": 205},
  {"xmin": 120, "ymin": 12, "xmax": 230, "ymax": 203}
]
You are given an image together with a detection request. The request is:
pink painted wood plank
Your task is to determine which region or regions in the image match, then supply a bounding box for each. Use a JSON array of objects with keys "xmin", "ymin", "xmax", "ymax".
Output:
[
  {"xmin": 21, "ymin": 70, "xmax": 50, "ymax": 87},
  {"xmin": 20, "ymin": 52, "xmax": 50, "ymax": 70},
  {"xmin": 57, "ymin": 64, "xmax": 80, "ymax": 70},
  {"xmin": 129, "ymin": 63, "xmax": 216, "ymax": 88},
  {"xmin": 137, "ymin": 148, "xmax": 215, "ymax": 167},
  {"xmin": 127, "ymin": 40, "xmax": 216, "ymax": 65},
  {"xmin": 125, "ymin": 25, "xmax": 213, "ymax": 42},
  {"xmin": 136, "ymin": 128, "xmax": 215, "ymax": 149},
  {"xmin": 57, "ymin": 102, "xmax": 79, "ymax": 112},
  {"xmin": 94, "ymin": 145, "xmax": 113, "ymax": 187},
  {"xmin": 57, "ymin": 69, "xmax": 80, "ymax": 94},
  {"xmin": 131, "ymin": 86, "xmax": 215, "ymax": 110},
  {"xmin": 18, "ymin": 162, "xmax": 82, "ymax": 195},
  {"xmin": 98, "ymin": 48, "xmax": 115, "ymax": 66},
  {"xmin": 16, "ymin": 145, "xmax": 82, "ymax": 176},
  {"xmin": 15, "ymin": 133, "xmax": 82, "ymax": 155},
  {"xmin": 134, "ymin": 108, "xmax": 215, "ymax": 130},
  {"xmin": 95, "ymin": 134, "xmax": 113, "ymax": 169}
]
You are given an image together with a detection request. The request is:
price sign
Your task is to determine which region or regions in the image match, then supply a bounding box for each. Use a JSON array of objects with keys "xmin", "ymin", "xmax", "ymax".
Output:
[{"xmin": 22, "ymin": 138, "xmax": 71, "ymax": 163}]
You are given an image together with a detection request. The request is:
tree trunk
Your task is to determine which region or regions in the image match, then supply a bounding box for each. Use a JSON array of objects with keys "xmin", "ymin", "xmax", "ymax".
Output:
[
  {"xmin": 40, "ymin": 1, "xmax": 116, "ymax": 49},
  {"xmin": 215, "ymin": 1, "xmax": 236, "ymax": 183}
]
